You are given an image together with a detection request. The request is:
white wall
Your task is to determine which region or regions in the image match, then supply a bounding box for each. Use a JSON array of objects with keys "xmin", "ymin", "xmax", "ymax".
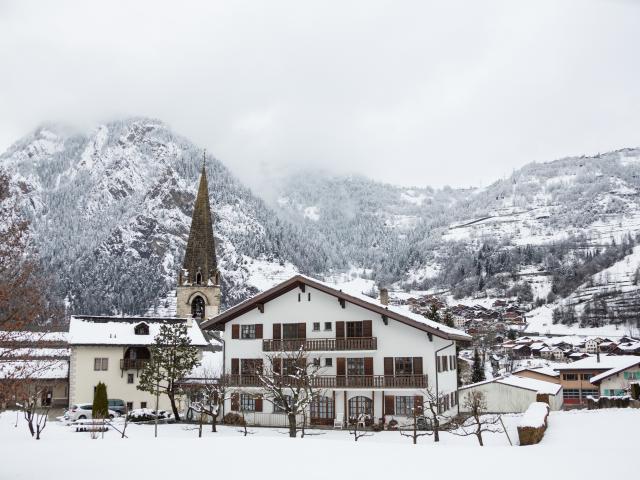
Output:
[
  {"xmin": 459, "ymin": 382, "xmax": 563, "ymax": 413},
  {"xmin": 222, "ymin": 284, "xmax": 460, "ymax": 423}
]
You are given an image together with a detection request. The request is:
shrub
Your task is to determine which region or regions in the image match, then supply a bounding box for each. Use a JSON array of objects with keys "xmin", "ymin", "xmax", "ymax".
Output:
[
  {"xmin": 631, "ymin": 383, "xmax": 640, "ymax": 400},
  {"xmin": 92, "ymin": 382, "xmax": 108, "ymax": 418},
  {"xmin": 126, "ymin": 408, "xmax": 173, "ymax": 423},
  {"xmin": 223, "ymin": 412, "xmax": 246, "ymax": 426}
]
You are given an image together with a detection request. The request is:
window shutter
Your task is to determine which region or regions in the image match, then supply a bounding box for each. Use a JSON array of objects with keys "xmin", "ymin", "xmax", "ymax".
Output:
[
  {"xmin": 231, "ymin": 324, "xmax": 239, "ymax": 339},
  {"xmin": 414, "ymin": 395, "xmax": 424, "ymax": 414},
  {"xmin": 336, "ymin": 321, "xmax": 345, "ymax": 338},
  {"xmin": 384, "ymin": 357, "xmax": 394, "ymax": 376},
  {"xmin": 273, "ymin": 323, "xmax": 281, "ymax": 340},
  {"xmin": 273, "ymin": 358, "xmax": 282, "ymax": 374},
  {"xmin": 255, "ymin": 324, "xmax": 263, "ymax": 339},
  {"xmin": 384, "ymin": 395, "xmax": 395, "ymax": 415},
  {"xmin": 364, "ymin": 357, "xmax": 373, "ymax": 376},
  {"xmin": 297, "ymin": 322, "xmax": 306, "ymax": 339},
  {"xmin": 231, "ymin": 393, "xmax": 239, "ymax": 411},
  {"xmin": 231, "ymin": 358, "xmax": 239, "ymax": 375},
  {"xmin": 413, "ymin": 357, "xmax": 423, "ymax": 375},
  {"xmin": 336, "ymin": 357, "xmax": 346, "ymax": 376},
  {"xmin": 443, "ymin": 356, "xmax": 448, "ymax": 371},
  {"xmin": 362, "ymin": 320, "xmax": 372, "ymax": 338},
  {"xmin": 255, "ymin": 396, "xmax": 263, "ymax": 412}
]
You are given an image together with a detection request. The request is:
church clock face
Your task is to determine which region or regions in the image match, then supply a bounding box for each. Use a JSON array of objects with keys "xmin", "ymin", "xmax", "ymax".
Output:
[{"xmin": 191, "ymin": 295, "xmax": 206, "ymax": 319}]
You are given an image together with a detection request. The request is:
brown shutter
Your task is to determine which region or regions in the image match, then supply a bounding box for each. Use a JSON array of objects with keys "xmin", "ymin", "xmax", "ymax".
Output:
[
  {"xmin": 297, "ymin": 322, "xmax": 306, "ymax": 339},
  {"xmin": 336, "ymin": 357, "xmax": 346, "ymax": 376},
  {"xmin": 336, "ymin": 321, "xmax": 345, "ymax": 338},
  {"xmin": 443, "ymin": 356, "xmax": 448, "ymax": 371},
  {"xmin": 231, "ymin": 324, "xmax": 239, "ymax": 339},
  {"xmin": 255, "ymin": 324, "xmax": 263, "ymax": 339},
  {"xmin": 256, "ymin": 359, "xmax": 263, "ymax": 374},
  {"xmin": 384, "ymin": 357, "xmax": 394, "ymax": 376},
  {"xmin": 255, "ymin": 396, "xmax": 263, "ymax": 412},
  {"xmin": 273, "ymin": 357, "xmax": 282, "ymax": 374},
  {"xmin": 364, "ymin": 357, "xmax": 373, "ymax": 376},
  {"xmin": 273, "ymin": 323, "xmax": 281, "ymax": 339},
  {"xmin": 231, "ymin": 393, "xmax": 239, "ymax": 411},
  {"xmin": 384, "ymin": 395, "xmax": 395, "ymax": 415},
  {"xmin": 362, "ymin": 320, "xmax": 372, "ymax": 338},
  {"xmin": 414, "ymin": 395, "xmax": 423, "ymax": 414},
  {"xmin": 413, "ymin": 357, "xmax": 423, "ymax": 375},
  {"xmin": 231, "ymin": 358, "xmax": 239, "ymax": 375}
]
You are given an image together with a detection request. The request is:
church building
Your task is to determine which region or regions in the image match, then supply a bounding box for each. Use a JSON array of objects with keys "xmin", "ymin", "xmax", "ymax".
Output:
[{"xmin": 66, "ymin": 164, "xmax": 219, "ymax": 411}]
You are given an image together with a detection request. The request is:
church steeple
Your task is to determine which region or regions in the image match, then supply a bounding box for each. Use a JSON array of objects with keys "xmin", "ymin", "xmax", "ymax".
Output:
[
  {"xmin": 181, "ymin": 157, "xmax": 219, "ymax": 286},
  {"xmin": 176, "ymin": 152, "xmax": 221, "ymax": 322}
]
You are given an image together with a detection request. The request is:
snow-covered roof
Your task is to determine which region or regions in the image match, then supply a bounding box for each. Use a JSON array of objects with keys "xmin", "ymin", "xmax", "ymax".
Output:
[
  {"xmin": 556, "ymin": 355, "xmax": 639, "ymax": 371},
  {"xmin": 185, "ymin": 350, "xmax": 223, "ymax": 379},
  {"xmin": 0, "ymin": 347, "xmax": 69, "ymax": 358},
  {"xmin": 589, "ymin": 358, "xmax": 640, "ymax": 384},
  {"xmin": 513, "ymin": 366, "xmax": 560, "ymax": 378},
  {"xmin": 203, "ymin": 274, "xmax": 471, "ymax": 341},
  {"xmin": 0, "ymin": 358, "xmax": 68, "ymax": 380},
  {"xmin": 460, "ymin": 374, "xmax": 561, "ymax": 395},
  {"xmin": 68, "ymin": 316, "xmax": 208, "ymax": 347}
]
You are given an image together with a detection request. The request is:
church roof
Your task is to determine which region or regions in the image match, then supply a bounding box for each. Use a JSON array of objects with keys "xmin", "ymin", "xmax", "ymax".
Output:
[{"xmin": 182, "ymin": 164, "xmax": 218, "ymax": 285}]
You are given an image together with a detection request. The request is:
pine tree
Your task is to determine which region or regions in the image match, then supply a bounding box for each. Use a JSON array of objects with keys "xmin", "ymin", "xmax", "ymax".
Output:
[
  {"xmin": 425, "ymin": 303, "xmax": 440, "ymax": 323},
  {"xmin": 442, "ymin": 311, "xmax": 455, "ymax": 328},
  {"xmin": 471, "ymin": 348, "xmax": 485, "ymax": 383},
  {"xmin": 92, "ymin": 382, "xmax": 109, "ymax": 418},
  {"xmin": 137, "ymin": 323, "xmax": 200, "ymax": 421}
]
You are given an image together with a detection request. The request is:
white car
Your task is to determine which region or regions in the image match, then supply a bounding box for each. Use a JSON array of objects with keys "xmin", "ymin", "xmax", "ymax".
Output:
[{"xmin": 64, "ymin": 404, "xmax": 118, "ymax": 422}]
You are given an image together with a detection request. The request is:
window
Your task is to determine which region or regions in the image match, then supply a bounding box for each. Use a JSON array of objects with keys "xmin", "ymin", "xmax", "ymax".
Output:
[
  {"xmin": 126, "ymin": 402, "xmax": 134, "ymax": 411},
  {"xmin": 394, "ymin": 357, "xmax": 414, "ymax": 375},
  {"xmin": 191, "ymin": 295, "xmax": 205, "ymax": 319},
  {"xmin": 241, "ymin": 359, "xmax": 262, "ymax": 375},
  {"xmin": 283, "ymin": 324, "xmax": 299, "ymax": 339},
  {"xmin": 563, "ymin": 389, "xmax": 580, "ymax": 399},
  {"xmin": 346, "ymin": 321, "xmax": 363, "ymax": 338},
  {"xmin": 581, "ymin": 373, "xmax": 592, "ymax": 381},
  {"xmin": 395, "ymin": 396, "xmax": 415, "ymax": 416},
  {"xmin": 563, "ymin": 373, "xmax": 578, "ymax": 381},
  {"xmin": 313, "ymin": 358, "xmax": 321, "ymax": 367},
  {"xmin": 134, "ymin": 323, "xmax": 149, "ymax": 335},
  {"xmin": 94, "ymin": 358, "xmax": 108, "ymax": 371},
  {"xmin": 324, "ymin": 322, "xmax": 332, "ymax": 331},
  {"xmin": 582, "ymin": 389, "xmax": 599, "ymax": 398},
  {"xmin": 325, "ymin": 358, "xmax": 333, "ymax": 367},
  {"xmin": 313, "ymin": 322, "xmax": 320, "ymax": 331},
  {"xmin": 310, "ymin": 396, "xmax": 334, "ymax": 420},
  {"xmin": 282, "ymin": 359, "xmax": 300, "ymax": 376},
  {"xmin": 274, "ymin": 395, "xmax": 292, "ymax": 413},
  {"xmin": 127, "ymin": 373, "xmax": 134, "ymax": 384},
  {"xmin": 347, "ymin": 358, "xmax": 365, "ymax": 376},
  {"xmin": 240, "ymin": 394, "xmax": 256, "ymax": 412},
  {"xmin": 241, "ymin": 324, "xmax": 256, "ymax": 339},
  {"xmin": 348, "ymin": 396, "xmax": 372, "ymax": 418},
  {"xmin": 141, "ymin": 402, "xmax": 147, "ymax": 409}
]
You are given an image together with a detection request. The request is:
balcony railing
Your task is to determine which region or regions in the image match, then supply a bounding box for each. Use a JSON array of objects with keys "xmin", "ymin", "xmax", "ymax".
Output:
[
  {"xmin": 227, "ymin": 374, "xmax": 427, "ymax": 389},
  {"xmin": 262, "ymin": 337, "xmax": 377, "ymax": 352},
  {"xmin": 120, "ymin": 358, "xmax": 149, "ymax": 370}
]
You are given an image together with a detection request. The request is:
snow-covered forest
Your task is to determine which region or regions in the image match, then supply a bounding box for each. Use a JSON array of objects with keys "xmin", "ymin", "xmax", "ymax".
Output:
[{"xmin": 3, "ymin": 117, "xmax": 640, "ymax": 329}]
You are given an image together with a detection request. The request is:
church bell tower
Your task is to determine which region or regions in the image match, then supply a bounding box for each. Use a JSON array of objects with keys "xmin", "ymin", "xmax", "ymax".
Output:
[{"xmin": 176, "ymin": 155, "xmax": 221, "ymax": 322}]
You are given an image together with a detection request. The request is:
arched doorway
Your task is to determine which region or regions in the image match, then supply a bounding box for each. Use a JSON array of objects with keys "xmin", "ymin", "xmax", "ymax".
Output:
[
  {"xmin": 191, "ymin": 295, "xmax": 206, "ymax": 320},
  {"xmin": 310, "ymin": 395, "xmax": 335, "ymax": 426},
  {"xmin": 348, "ymin": 395, "xmax": 372, "ymax": 422}
]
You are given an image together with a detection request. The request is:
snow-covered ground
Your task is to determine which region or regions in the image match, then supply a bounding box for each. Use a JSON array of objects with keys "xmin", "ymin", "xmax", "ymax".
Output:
[{"xmin": 0, "ymin": 409, "xmax": 637, "ymax": 479}]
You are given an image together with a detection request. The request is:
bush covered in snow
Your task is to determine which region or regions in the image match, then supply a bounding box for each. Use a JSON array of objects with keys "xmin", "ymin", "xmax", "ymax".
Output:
[{"xmin": 126, "ymin": 408, "xmax": 174, "ymax": 423}]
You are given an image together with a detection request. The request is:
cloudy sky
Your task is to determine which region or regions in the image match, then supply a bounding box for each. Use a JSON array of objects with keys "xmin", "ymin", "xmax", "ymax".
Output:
[{"xmin": 1, "ymin": 0, "xmax": 639, "ymax": 189}]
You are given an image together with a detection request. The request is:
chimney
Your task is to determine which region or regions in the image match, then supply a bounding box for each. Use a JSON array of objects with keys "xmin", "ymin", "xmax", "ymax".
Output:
[{"xmin": 379, "ymin": 287, "xmax": 389, "ymax": 306}]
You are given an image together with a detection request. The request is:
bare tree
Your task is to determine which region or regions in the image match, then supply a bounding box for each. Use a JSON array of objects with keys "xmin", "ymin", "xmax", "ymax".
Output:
[
  {"xmin": 18, "ymin": 378, "xmax": 50, "ymax": 440},
  {"xmin": 399, "ymin": 401, "xmax": 430, "ymax": 445},
  {"xmin": 256, "ymin": 348, "xmax": 322, "ymax": 438},
  {"xmin": 348, "ymin": 417, "xmax": 373, "ymax": 442},
  {"xmin": 450, "ymin": 391, "xmax": 502, "ymax": 446}
]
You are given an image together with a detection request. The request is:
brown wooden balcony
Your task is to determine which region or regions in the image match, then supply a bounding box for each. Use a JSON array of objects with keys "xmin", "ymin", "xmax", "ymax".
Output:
[
  {"xmin": 120, "ymin": 358, "xmax": 149, "ymax": 370},
  {"xmin": 226, "ymin": 374, "xmax": 427, "ymax": 389},
  {"xmin": 262, "ymin": 337, "xmax": 377, "ymax": 352}
]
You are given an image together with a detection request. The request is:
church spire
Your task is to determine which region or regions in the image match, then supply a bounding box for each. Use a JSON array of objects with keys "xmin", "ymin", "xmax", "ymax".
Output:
[{"xmin": 181, "ymin": 152, "xmax": 219, "ymax": 287}]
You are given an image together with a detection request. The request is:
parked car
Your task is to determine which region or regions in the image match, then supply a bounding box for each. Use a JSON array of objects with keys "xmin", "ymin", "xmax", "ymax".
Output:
[
  {"xmin": 108, "ymin": 399, "xmax": 126, "ymax": 415},
  {"xmin": 64, "ymin": 404, "xmax": 118, "ymax": 422}
]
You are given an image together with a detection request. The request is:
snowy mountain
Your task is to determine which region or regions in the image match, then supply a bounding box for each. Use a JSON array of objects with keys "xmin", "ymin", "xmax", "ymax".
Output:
[{"xmin": 3, "ymin": 117, "xmax": 640, "ymax": 332}]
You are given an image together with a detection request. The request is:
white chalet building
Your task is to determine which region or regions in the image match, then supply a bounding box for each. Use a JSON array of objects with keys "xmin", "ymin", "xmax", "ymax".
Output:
[{"xmin": 202, "ymin": 275, "xmax": 471, "ymax": 427}]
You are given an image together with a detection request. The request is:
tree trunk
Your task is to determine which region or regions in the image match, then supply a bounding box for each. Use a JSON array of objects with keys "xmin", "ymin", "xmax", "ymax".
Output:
[
  {"xmin": 211, "ymin": 414, "xmax": 217, "ymax": 432},
  {"xmin": 168, "ymin": 392, "xmax": 181, "ymax": 422},
  {"xmin": 287, "ymin": 412, "xmax": 297, "ymax": 438},
  {"xmin": 476, "ymin": 431, "xmax": 484, "ymax": 446},
  {"xmin": 434, "ymin": 418, "xmax": 440, "ymax": 442}
]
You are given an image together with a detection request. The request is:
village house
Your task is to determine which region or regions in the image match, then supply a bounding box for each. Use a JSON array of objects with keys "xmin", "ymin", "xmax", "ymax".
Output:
[
  {"xmin": 513, "ymin": 366, "xmax": 560, "ymax": 384},
  {"xmin": 201, "ymin": 275, "xmax": 471, "ymax": 428},
  {"xmin": 589, "ymin": 358, "xmax": 640, "ymax": 397},
  {"xmin": 556, "ymin": 355, "xmax": 640, "ymax": 405}
]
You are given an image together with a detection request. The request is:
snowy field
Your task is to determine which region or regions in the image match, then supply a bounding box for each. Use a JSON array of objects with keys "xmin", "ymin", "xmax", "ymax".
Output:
[{"xmin": 0, "ymin": 409, "xmax": 637, "ymax": 479}]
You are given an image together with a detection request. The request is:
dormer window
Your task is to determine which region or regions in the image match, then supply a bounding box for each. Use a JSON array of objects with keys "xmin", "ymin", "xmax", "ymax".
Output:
[
  {"xmin": 134, "ymin": 323, "xmax": 149, "ymax": 335},
  {"xmin": 196, "ymin": 272, "xmax": 203, "ymax": 285}
]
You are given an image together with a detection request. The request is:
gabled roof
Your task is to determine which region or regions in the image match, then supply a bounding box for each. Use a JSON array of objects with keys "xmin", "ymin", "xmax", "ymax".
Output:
[
  {"xmin": 68, "ymin": 316, "xmax": 209, "ymax": 347},
  {"xmin": 589, "ymin": 358, "xmax": 640, "ymax": 384},
  {"xmin": 459, "ymin": 374, "xmax": 561, "ymax": 395},
  {"xmin": 201, "ymin": 275, "xmax": 471, "ymax": 342},
  {"xmin": 556, "ymin": 355, "xmax": 638, "ymax": 371}
]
